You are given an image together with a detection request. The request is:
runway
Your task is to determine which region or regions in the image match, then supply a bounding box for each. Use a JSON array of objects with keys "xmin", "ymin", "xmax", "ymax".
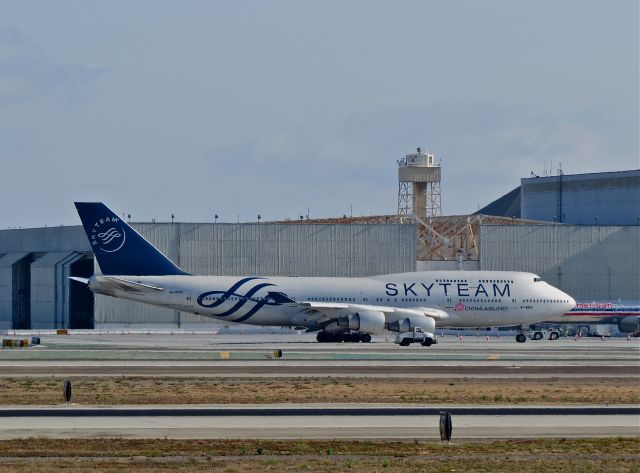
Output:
[
  {"xmin": 0, "ymin": 363, "xmax": 636, "ymax": 377},
  {"xmin": 1, "ymin": 333, "xmax": 638, "ymax": 378},
  {"xmin": 0, "ymin": 333, "xmax": 637, "ymax": 441},
  {"xmin": 0, "ymin": 404, "xmax": 637, "ymax": 440}
]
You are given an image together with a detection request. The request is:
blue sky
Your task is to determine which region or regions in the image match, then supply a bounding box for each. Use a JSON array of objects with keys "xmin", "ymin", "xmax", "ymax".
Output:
[{"xmin": 1, "ymin": 0, "xmax": 638, "ymax": 227}]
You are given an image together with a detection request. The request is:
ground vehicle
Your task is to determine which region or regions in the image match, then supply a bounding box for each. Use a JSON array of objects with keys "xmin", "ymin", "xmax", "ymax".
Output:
[
  {"xmin": 394, "ymin": 327, "xmax": 437, "ymax": 347},
  {"xmin": 517, "ymin": 326, "xmax": 560, "ymax": 342}
]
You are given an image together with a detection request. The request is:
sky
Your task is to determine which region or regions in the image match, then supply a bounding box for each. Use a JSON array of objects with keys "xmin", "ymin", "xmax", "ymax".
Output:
[{"xmin": 1, "ymin": 0, "xmax": 638, "ymax": 227}]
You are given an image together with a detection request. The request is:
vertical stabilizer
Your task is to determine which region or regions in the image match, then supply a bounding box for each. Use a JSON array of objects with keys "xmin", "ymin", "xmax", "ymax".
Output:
[{"xmin": 74, "ymin": 202, "xmax": 189, "ymax": 276}]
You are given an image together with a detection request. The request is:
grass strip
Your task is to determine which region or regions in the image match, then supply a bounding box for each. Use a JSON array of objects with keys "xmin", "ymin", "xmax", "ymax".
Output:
[
  {"xmin": 0, "ymin": 376, "xmax": 638, "ymax": 405},
  {"xmin": 0, "ymin": 437, "xmax": 638, "ymax": 457},
  {"xmin": 0, "ymin": 438, "xmax": 638, "ymax": 473}
]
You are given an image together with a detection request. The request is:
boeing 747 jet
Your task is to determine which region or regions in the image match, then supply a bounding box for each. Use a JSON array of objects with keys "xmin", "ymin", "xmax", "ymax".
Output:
[{"xmin": 72, "ymin": 203, "xmax": 576, "ymax": 345}]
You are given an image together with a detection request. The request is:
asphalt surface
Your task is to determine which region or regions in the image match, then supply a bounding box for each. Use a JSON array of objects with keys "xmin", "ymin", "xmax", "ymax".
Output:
[
  {"xmin": 0, "ymin": 404, "xmax": 637, "ymax": 440},
  {"xmin": 2, "ymin": 405, "xmax": 639, "ymax": 416},
  {"xmin": 0, "ymin": 363, "xmax": 636, "ymax": 377},
  {"xmin": 1, "ymin": 333, "xmax": 638, "ymax": 378}
]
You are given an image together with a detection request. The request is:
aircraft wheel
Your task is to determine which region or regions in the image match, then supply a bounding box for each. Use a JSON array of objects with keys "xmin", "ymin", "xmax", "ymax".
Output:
[
  {"xmin": 516, "ymin": 333, "xmax": 527, "ymax": 343},
  {"xmin": 361, "ymin": 333, "xmax": 372, "ymax": 343},
  {"xmin": 533, "ymin": 331, "xmax": 543, "ymax": 340},
  {"xmin": 549, "ymin": 332, "xmax": 559, "ymax": 341}
]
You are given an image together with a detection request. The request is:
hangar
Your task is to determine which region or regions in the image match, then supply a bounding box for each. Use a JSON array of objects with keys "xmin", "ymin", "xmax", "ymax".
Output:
[
  {"xmin": 0, "ymin": 223, "xmax": 415, "ymax": 329},
  {"xmin": 0, "ymin": 169, "xmax": 637, "ymax": 330}
]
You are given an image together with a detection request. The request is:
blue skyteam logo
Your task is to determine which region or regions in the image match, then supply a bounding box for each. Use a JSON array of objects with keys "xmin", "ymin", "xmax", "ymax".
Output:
[
  {"xmin": 197, "ymin": 277, "xmax": 295, "ymax": 322},
  {"xmin": 90, "ymin": 216, "xmax": 126, "ymax": 253}
]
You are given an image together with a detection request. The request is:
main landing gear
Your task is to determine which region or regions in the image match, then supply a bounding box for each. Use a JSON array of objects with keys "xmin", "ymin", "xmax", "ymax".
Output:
[{"xmin": 316, "ymin": 331, "xmax": 372, "ymax": 343}]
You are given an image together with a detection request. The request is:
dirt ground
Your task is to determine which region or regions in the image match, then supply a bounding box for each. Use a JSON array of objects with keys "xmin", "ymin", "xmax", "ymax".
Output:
[
  {"xmin": 0, "ymin": 376, "xmax": 638, "ymax": 405},
  {"xmin": 0, "ymin": 438, "xmax": 637, "ymax": 472}
]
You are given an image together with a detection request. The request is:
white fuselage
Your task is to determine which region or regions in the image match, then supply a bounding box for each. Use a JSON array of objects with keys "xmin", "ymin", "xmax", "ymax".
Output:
[
  {"xmin": 88, "ymin": 270, "xmax": 575, "ymax": 330},
  {"xmin": 549, "ymin": 300, "xmax": 640, "ymax": 324}
]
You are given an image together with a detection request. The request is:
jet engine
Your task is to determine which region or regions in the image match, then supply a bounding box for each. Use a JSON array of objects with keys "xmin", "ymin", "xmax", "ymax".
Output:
[
  {"xmin": 618, "ymin": 316, "xmax": 640, "ymax": 334},
  {"xmin": 337, "ymin": 311, "xmax": 386, "ymax": 334},
  {"xmin": 386, "ymin": 315, "xmax": 436, "ymax": 333}
]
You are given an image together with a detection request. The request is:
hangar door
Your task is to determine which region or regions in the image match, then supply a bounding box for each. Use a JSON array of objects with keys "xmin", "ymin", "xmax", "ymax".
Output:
[
  {"xmin": 0, "ymin": 253, "xmax": 34, "ymax": 330},
  {"xmin": 31, "ymin": 252, "xmax": 95, "ymax": 329}
]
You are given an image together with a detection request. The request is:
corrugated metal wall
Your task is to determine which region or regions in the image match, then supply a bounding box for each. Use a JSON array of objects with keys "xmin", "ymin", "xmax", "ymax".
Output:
[
  {"xmin": 520, "ymin": 170, "xmax": 640, "ymax": 225},
  {"xmin": 0, "ymin": 223, "xmax": 415, "ymax": 328},
  {"xmin": 1, "ymin": 221, "xmax": 638, "ymax": 327},
  {"xmin": 0, "ymin": 226, "xmax": 90, "ymax": 252},
  {"xmin": 95, "ymin": 223, "xmax": 416, "ymax": 325},
  {"xmin": 479, "ymin": 225, "xmax": 640, "ymax": 300}
]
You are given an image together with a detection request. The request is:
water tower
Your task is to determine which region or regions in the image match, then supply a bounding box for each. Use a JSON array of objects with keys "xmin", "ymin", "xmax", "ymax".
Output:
[{"xmin": 397, "ymin": 147, "xmax": 442, "ymax": 218}]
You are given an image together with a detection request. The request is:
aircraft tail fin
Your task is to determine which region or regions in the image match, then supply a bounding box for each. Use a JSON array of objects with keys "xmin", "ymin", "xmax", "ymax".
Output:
[{"xmin": 74, "ymin": 202, "xmax": 189, "ymax": 276}]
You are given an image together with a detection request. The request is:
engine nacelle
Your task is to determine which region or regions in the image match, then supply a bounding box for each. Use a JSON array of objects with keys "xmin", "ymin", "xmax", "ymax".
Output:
[
  {"xmin": 337, "ymin": 311, "xmax": 386, "ymax": 334},
  {"xmin": 619, "ymin": 316, "xmax": 640, "ymax": 334},
  {"xmin": 386, "ymin": 315, "xmax": 436, "ymax": 333}
]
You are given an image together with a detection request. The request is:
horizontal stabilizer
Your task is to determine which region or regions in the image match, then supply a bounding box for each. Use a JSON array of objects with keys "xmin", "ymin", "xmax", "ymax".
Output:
[
  {"xmin": 99, "ymin": 276, "xmax": 165, "ymax": 293},
  {"xmin": 69, "ymin": 277, "xmax": 90, "ymax": 285}
]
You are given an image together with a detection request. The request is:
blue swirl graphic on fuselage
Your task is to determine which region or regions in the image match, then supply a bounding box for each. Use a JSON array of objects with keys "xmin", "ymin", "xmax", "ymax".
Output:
[{"xmin": 196, "ymin": 277, "xmax": 295, "ymax": 322}]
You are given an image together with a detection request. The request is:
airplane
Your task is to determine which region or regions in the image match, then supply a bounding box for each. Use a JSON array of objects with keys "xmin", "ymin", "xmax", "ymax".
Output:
[
  {"xmin": 71, "ymin": 202, "xmax": 576, "ymax": 345},
  {"xmin": 548, "ymin": 301, "xmax": 640, "ymax": 336}
]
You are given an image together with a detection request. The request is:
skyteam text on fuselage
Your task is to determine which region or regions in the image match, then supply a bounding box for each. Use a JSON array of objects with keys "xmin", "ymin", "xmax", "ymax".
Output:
[{"xmin": 72, "ymin": 203, "xmax": 576, "ymax": 345}]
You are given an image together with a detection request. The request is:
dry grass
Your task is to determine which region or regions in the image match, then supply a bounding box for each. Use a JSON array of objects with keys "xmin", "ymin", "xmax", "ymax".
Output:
[
  {"xmin": 0, "ymin": 438, "xmax": 637, "ymax": 472},
  {"xmin": 0, "ymin": 376, "xmax": 638, "ymax": 405},
  {"xmin": 0, "ymin": 457, "xmax": 637, "ymax": 473},
  {"xmin": 1, "ymin": 437, "xmax": 638, "ymax": 457}
]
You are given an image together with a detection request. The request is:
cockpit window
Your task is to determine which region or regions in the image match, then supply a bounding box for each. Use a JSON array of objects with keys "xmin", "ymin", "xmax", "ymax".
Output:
[{"xmin": 533, "ymin": 277, "xmax": 543, "ymax": 282}]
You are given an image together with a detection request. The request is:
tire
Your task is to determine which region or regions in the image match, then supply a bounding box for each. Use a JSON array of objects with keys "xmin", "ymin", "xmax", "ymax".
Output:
[
  {"xmin": 399, "ymin": 339, "xmax": 411, "ymax": 346},
  {"xmin": 316, "ymin": 332, "xmax": 328, "ymax": 343},
  {"xmin": 361, "ymin": 333, "xmax": 372, "ymax": 343},
  {"xmin": 421, "ymin": 338, "xmax": 433, "ymax": 347},
  {"xmin": 343, "ymin": 333, "xmax": 356, "ymax": 343},
  {"xmin": 516, "ymin": 333, "xmax": 527, "ymax": 343},
  {"xmin": 533, "ymin": 331, "xmax": 543, "ymax": 341},
  {"xmin": 549, "ymin": 332, "xmax": 559, "ymax": 341}
]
